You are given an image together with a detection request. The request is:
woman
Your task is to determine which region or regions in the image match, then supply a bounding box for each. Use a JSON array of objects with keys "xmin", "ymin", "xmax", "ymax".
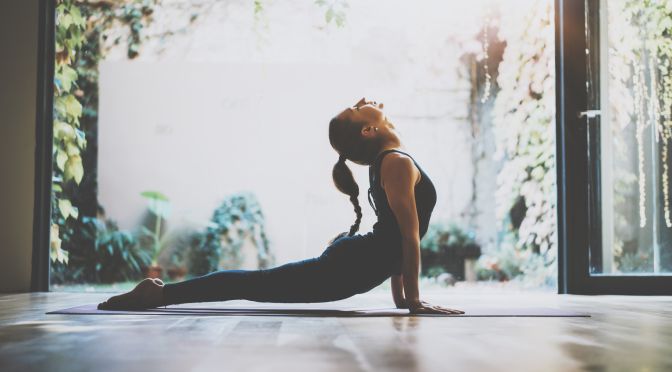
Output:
[{"xmin": 98, "ymin": 97, "xmax": 464, "ymax": 315}]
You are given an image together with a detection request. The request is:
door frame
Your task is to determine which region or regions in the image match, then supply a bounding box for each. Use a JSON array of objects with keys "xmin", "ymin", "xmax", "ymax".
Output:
[
  {"xmin": 32, "ymin": 0, "xmax": 672, "ymax": 294},
  {"xmin": 31, "ymin": 0, "xmax": 55, "ymax": 292},
  {"xmin": 555, "ymin": 0, "xmax": 672, "ymax": 295}
]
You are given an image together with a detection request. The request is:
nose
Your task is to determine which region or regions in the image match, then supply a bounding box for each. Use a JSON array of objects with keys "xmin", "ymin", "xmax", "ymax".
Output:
[{"xmin": 364, "ymin": 99, "xmax": 383, "ymax": 108}]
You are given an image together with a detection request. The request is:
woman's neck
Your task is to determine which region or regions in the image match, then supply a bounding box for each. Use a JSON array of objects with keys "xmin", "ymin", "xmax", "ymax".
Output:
[{"xmin": 376, "ymin": 140, "xmax": 404, "ymax": 157}]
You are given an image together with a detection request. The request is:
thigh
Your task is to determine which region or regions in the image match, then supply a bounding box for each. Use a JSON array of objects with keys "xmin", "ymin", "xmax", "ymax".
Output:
[{"xmin": 252, "ymin": 256, "xmax": 350, "ymax": 302}]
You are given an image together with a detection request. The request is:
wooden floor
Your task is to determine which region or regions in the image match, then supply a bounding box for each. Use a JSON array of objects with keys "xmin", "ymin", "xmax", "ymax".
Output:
[{"xmin": 1, "ymin": 288, "xmax": 671, "ymax": 372}]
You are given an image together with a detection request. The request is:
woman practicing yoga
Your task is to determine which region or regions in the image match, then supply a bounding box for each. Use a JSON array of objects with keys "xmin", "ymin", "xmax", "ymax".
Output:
[{"xmin": 98, "ymin": 97, "xmax": 464, "ymax": 315}]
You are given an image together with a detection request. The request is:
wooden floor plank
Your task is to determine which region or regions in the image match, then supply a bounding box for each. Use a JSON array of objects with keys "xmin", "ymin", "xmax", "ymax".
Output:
[{"xmin": 1, "ymin": 290, "xmax": 671, "ymax": 371}]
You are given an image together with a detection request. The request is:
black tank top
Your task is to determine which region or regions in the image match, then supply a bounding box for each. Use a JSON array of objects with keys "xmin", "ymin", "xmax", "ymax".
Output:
[{"xmin": 368, "ymin": 149, "xmax": 437, "ymax": 244}]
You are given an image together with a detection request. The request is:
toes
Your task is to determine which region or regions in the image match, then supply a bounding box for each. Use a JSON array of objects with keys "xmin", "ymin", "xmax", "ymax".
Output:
[
  {"xmin": 101, "ymin": 292, "xmax": 138, "ymax": 310},
  {"xmin": 99, "ymin": 296, "xmax": 120, "ymax": 310}
]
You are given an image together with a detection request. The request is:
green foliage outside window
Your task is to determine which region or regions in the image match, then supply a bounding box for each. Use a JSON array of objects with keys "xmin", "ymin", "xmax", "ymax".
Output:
[
  {"xmin": 51, "ymin": 0, "xmax": 162, "ymax": 279},
  {"xmin": 51, "ymin": 0, "xmax": 346, "ymax": 281},
  {"xmin": 189, "ymin": 193, "xmax": 274, "ymax": 276},
  {"xmin": 489, "ymin": 0, "xmax": 557, "ymax": 285},
  {"xmin": 420, "ymin": 222, "xmax": 480, "ymax": 280},
  {"xmin": 608, "ymin": 0, "xmax": 672, "ymax": 272},
  {"xmin": 51, "ymin": 0, "xmax": 88, "ymax": 265},
  {"xmin": 51, "ymin": 214, "xmax": 152, "ymax": 283}
]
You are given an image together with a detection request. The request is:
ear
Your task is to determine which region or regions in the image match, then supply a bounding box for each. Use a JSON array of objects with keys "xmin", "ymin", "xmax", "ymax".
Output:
[{"xmin": 361, "ymin": 126, "xmax": 376, "ymax": 138}]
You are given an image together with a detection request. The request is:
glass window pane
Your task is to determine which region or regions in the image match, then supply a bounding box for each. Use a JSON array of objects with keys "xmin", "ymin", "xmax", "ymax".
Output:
[{"xmin": 592, "ymin": 0, "xmax": 672, "ymax": 275}]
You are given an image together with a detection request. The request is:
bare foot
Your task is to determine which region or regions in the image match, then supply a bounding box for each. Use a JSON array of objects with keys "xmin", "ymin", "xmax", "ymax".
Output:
[{"xmin": 97, "ymin": 278, "xmax": 166, "ymax": 310}]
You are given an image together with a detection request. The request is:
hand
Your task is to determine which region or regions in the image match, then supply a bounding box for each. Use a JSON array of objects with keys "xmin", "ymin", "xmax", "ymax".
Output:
[
  {"xmin": 394, "ymin": 298, "xmax": 409, "ymax": 309},
  {"xmin": 408, "ymin": 300, "xmax": 465, "ymax": 315}
]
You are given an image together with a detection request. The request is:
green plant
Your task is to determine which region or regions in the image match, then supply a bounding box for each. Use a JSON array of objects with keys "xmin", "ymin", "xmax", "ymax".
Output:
[
  {"xmin": 139, "ymin": 190, "xmax": 171, "ymax": 266},
  {"xmin": 51, "ymin": 0, "xmax": 351, "ymax": 272},
  {"xmin": 51, "ymin": 0, "xmax": 88, "ymax": 265},
  {"xmin": 314, "ymin": 0, "xmax": 349, "ymax": 27},
  {"xmin": 474, "ymin": 234, "xmax": 556, "ymax": 288},
  {"xmin": 607, "ymin": 0, "xmax": 672, "ymax": 271},
  {"xmin": 487, "ymin": 0, "xmax": 557, "ymax": 285},
  {"xmin": 421, "ymin": 222, "xmax": 477, "ymax": 252},
  {"xmin": 474, "ymin": 245, "xmax": 524, "ymax": 282},
  {"xmin": 189, "ymin": 192, "xmax": 274, "ymax": 276},
  {"xmin": 617, "ymin": 251, "xmax": 653, "ymax": 273},
  {"xmin": 420, "ymin": 222, "xmax": 480, "ymax": 280},
  {"xmin": 51, "ymin": 214, "xmax": 152, "ymax": 283},
  {"xmin": 50, "ymin": 0, "xmax": 161, "ymax": 271}
]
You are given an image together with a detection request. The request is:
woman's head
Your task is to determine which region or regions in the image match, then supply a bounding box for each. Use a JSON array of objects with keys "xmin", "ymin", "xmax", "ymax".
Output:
[
  {"xmin": 328, "ymin": 97, "xmax": 399, "ymax": 166},
  {"xmin": 327, "ymin": 97, "xmax": 400, "ymax": 242}
]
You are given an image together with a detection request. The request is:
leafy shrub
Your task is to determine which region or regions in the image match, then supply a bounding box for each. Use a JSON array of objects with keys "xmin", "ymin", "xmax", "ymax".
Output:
[
  {"xmin": 475, "ymin": 237, "xmax": 556, "ymax": 288},
  {"xmin": 51, "ymin": 215, "xmax": 152, "ymax": 284},
  {"xmin": 420, "ymin": 222, "xmax": 480, "ymax": 280},
  {"xmin": 474, "ymin": 246, "xmax": 524, "ymax": 282},
  {"xmin": 421, "ymin": 222, "xmax": 477, "ymax": 253},
  {"xmin": 617, "ymin": 251, "xmax": 653, "ymax": 273},
  {"xmin": 188, "ymin": 192, "xmax": 274, "ymax": 276}
]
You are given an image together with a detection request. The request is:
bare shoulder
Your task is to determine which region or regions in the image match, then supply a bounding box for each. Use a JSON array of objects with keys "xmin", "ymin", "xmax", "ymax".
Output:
[
  {"xmin": 380, "ymin": 152, "xmax": 414, "ymax": 170},
  {"xmin": 380, "ymin": 152, "xmax": 419, "ymax": 186}
]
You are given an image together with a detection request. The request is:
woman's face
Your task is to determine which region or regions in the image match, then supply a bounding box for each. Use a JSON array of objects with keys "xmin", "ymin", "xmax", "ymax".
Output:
[{"xmin": 337, "ymin": 97, "xmax": 398, "ymax": 138}]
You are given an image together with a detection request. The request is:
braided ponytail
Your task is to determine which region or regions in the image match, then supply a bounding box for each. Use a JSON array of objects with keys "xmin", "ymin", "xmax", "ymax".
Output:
[{"xmin": 330, "ymin": 155, "xmax": 363, "ymax": 244}]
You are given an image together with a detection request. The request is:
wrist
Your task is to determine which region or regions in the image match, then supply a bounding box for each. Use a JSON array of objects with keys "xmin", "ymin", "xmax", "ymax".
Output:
[{"xmin": 406, "ymin": 298, "xmax": 422, "ymax": 309}]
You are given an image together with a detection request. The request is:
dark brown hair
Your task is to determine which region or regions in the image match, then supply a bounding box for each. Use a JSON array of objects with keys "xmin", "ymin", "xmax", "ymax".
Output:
[{"xmin": 328, "ymin": 115, "xmax": 380, "ymax": 243}]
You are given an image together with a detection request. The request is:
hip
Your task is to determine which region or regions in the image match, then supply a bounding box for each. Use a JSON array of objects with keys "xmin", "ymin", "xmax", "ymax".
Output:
[{"xmin": 320, "ymin": 232, "xmax": 401, "ymax": 274}]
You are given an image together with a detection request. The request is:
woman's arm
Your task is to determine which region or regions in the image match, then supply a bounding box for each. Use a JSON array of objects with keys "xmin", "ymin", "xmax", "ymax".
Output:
[
  {"xmin": 380, "ymin": 153, "xmax": 464, "ymax": 315},
  {"xmin": 391, "ymin": 274, "xmax": 406, "ymax": 308},
  {"xmin": 380, "ymin": 154, "xmax": 421, "ymax": 306}
]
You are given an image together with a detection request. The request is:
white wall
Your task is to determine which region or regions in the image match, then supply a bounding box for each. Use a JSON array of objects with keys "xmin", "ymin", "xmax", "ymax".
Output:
[
  {"xmin": 0, "ymin": 0, "xmax": 39, "ymax": 292},
  {"xmin": 97, "ymin": 0, "xmax": 495, "ymax": 266},
  {"xmin": 98, "ymin": 62, "xmax": 474, "ymax": 264}
]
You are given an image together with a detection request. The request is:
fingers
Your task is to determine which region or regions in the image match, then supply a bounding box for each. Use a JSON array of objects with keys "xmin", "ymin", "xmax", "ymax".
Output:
[
  {"xmin": 430, "ymin": 304, "xmax": 463, "ymax": 314},
  {"xmin": 410, "ymin": 305, "xmax": 465, "ymax": 315},
  {"xmin": 436, "ymin": 306, "xmax": 465, "ymax": 315}
]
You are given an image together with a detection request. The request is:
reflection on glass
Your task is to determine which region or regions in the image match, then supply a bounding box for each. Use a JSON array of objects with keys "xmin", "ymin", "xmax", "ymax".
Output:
[{"xmin": 593, "ymin": 0, "xmax": 672, "ymax": 275}]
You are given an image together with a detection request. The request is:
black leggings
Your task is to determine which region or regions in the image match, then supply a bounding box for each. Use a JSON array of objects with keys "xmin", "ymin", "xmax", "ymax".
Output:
[{"xmin": 162, "ymin": 233, "xmax": 395, "ymax": 305}]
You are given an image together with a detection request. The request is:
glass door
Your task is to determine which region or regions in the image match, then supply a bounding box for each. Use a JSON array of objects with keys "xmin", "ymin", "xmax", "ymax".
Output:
[
  {"xmin": 556, "ymin": 0, "xmax": 672, "ymax": 294},
  {"xmin": 587, "ymin": 0, "xmax": 672, "ymax": 277}
]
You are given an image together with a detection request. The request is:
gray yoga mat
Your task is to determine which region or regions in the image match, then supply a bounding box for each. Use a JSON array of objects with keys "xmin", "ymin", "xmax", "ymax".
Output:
[{"xmin": 47, "ymin": 303, "xmax": 590, "ymax": 317}]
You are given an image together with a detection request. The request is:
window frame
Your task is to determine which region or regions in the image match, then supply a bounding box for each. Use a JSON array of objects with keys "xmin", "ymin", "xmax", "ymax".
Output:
[
  {"xmin": 555, "ymin": 0, "xmax": 672, "ymax": 295},
  {"xmin": 32, "ymin": 0, "xmax": 55, "ymax": 292},
  {"xmin": 32, "ymin": 0, "xmax": 672, "ymax": 294}
]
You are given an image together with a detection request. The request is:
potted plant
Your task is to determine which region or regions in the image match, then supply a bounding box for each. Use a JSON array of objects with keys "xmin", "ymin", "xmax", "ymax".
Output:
[
  {"xmin": 139, "ymin": 190, "xmax": 171, "ymax": 279},
  {"xmin": 420, "ymin": 222, "xmax": 481, "ymax": 281}
]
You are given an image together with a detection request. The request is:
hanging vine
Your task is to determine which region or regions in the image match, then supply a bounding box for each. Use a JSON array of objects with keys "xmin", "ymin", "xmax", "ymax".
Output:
[
  {"xmin": 52, "ymin": 0, "xmax": 168, "ymax": 269},
  {"xmin": 52, "ymin": 0, "xmax": 88, "ymax": 264}
]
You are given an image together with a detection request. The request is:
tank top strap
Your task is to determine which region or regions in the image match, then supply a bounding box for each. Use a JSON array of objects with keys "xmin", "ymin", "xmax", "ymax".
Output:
[{"xmin": 373, "ymin": 149, "xmax": 415, "ymax": 169}]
